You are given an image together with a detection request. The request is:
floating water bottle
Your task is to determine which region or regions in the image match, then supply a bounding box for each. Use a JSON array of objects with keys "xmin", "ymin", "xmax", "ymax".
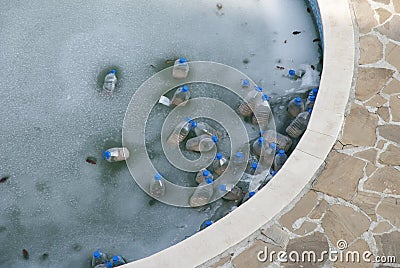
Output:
[
  {"xmin": 287, "ymin": 69, "xmax": 305, "ymax": 81},
  {"xmin": 257, "ymin": 142, "xmax": 277, "ymax": 171},
  {"xmin": 305, "ymin": 95, "xmax": 316, "ymax": 110},
  {"xmin": 167, "ymin": 118, "xmax": 192, "ymax": 145},
  {"xmin": 219, "ymin": 184, "xmax": 244, "ymax": 202},
  {"xmin": 287, "ymin": 97, "xmax": 305, "ymax": 118},
  {"xmin": 240, "ymin": 79, "xmax": 250, "ymax": 88},
  {"xmin": 262, "ymin": 130, "xmax": 293, "ymax": 152},
  {"xmin": 150, "ymin": 173, "xmax": 166, "ymax": 198},
  {"xmin": 241, "ymin": 191, "xmax": 256, "ymax": 204},
  {"xmin": 274, "ymin": 150, "xmax": 288, "ymax": 171},
  {"xmin": 199, "ymin": 219, "xmax": 213, "ymax": 231},
  {"xmin": 103, "ymin": 147, "xmax": 130, "ymax": 162},
  {"xmin": 189, "ymin": 178, "xmax": 214, "ymax": 207},
  {"xmin": 195, "ymin": 169, "xmax": 213, "ymax": 184},
  {"xmin": 308, "ymin": 88, "xmax": 318, "ymax": 97},
  {"xmin": 252, "ymin": 94, "xmax": 272, "ymax": 129},
  {"xmin": 172, "ymin": 57, "xmax": 189, "ymax": 79},
  {"xmin": 91, "ymin": 249, "xmax": 108, "ymax": 268},
  {"xmin": 252, "ymin": 137, "xmax": 266, "ymax": 157},
  {"xmin": 286, "ymin": 109, "xmax": 312, "ymax": 138},
  {"xmin": 194, "ymin": 121, "xmax": 220, "ymax": 138},
  {"xmin": 102, "ymin": 70, "xmax": 117, "ymax": 95},
  {"xmin": 186, "ymin": 134, "xmax": 217, "ymax": 152},
  {"xmin": 171, "ymin": 85, "xmax": 190, "ymax": 106},
  {"xmin": 245, "ymin": 158, "xmax": 258, "ymax": 175},
  {"xmin": 237, "ymin": 86, "xmax": 263, "ymax": 117},
  {"xmin": 210, "ymin": 153, "xmax": 229, "ymax": 176},
  {"xmin": 232, "ymin": 151, "xmax": 246, "ymax": 164},
  {"xmin": 110, "ymin": 255, "xmax": 126, "ymax": 266}
]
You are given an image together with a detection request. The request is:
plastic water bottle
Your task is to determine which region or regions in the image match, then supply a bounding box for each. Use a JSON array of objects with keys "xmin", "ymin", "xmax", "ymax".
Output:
[
  {"xmin": 210, "ymin": 153, "xmax": 229, "ymax": 176},
  {"xmin": 167, "ymin": 119, "xmax": 191, "ymax": 145},
  {"xmin": 91, "ymin": 249, "xmax": 108, "ymax": 268},
  {"xmin": 171, "ymin": 85, "xmax": 190, "ymax": 106},
  {"xmin": 194, "ymin": 121, "xmax": 220, "ymax": 138},
  {"xmin": 110, "ymin": 255, "xmax": 126, "ymax": 266},
  {"xmin": 305, "ymin": 95, "xmax": 316, "ymax": 110},
  {"xmin": 240, "ymin": 79, "xmax": 250, "ymax": 88},
  {"xmin": 274, "ymin": 149, "xmax": 288, "ymax": 171},
  {"xmin": 186, "ymin": 134, "xmax": 217, "ymax": 152},
  {"xmin": 308, "ymin": 88, "xmax": 318, "ymax": 97},
  {"xmin": 199, "ymin": 219, "xmax": 213, "ymax": 230},
  {"xmin": 172, "ymin": 57, "xmax": 189, "ymax": 79},
  {"xmin": 237, "ymin": 86, "xmax": 263, "ymax": 117},
  {"xmin": 103, "ymin": 147, "xmax": 130, "ymax": 162},
  {"xmin": 245, "ymin": 157, "xmax": 258, "ymax": 175},
  {"xmin": 252, "ymin": 137, "xmax": 266, "ymax": 157},
  {"xmin": 287, "ymin": 97, "xmax": 305, "ymax": 118},
  {"xmin": 287, "ymin": 69, "xmax": 305, "ymax": 80},
  {"xmin": 258, "ymin": 142, "xmax": 277, "ymax": 169},
  {"xmin": 286, "ymin": 109, "xmax": 312, "ymax": 138},
  {"xmin": 195, "ymin": 169, "xmax": 213, "ymax": 184},
  {"xmin": 232, "ymin": 151, "xmax": 246, "ymax": 165},
  {"xmin": 103, "ymin": 70, "xmax": 117, "ymax": 95},
  {"xmin": 262, "ymin": 130, "xmax": 293, "ymax": 152},
  {"xmin": 252, "ymin": 94, "xmax": 272, "ymax": 129},
  {"xmin": 241, "ymin": 191, "xmax": 256, "ymax": 204},
  {"xmin": 189, "ymin": 178, "xmax": 214, "ymax": 207},
  {"xmin": 150, "ymin": 173, "xmax": 166, "ymax": 198},
  {"xmin": 219, "ymin": 184, "xmax": 244, "ymax": 202}
]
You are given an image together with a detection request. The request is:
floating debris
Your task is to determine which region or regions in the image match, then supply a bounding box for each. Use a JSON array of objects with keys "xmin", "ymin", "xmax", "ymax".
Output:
[
  {"xmin": 0, "ymin": 176, "xmax": 9, "ymax": 183},
  {"xmin": 85, "ymin": 157, "xmax": 97, "ymax": 165},
  {"xmin": 40, "ymin": 253, "xmax": 49, "ymax": 261},
  {"xmin": 307, "ymin": 7, "xmax": 311, "ymax": 13},
  {"xmin": 311, "ymin": 65, "xmax": 316, "ymax": 70},
  {"xmin": 292, "ymin": 31, "xmax": 302, "ymax": 35},
  {"xmin": 148, "ymin": 199, "xmax": 156, "ymax": 206},
  {"xmin": 313, "ymin": 38, "xmax": 321, "ymax": 42},
  {"xmin": 243, "ymin": 58, "xmax": 249, "ymax": 64},
  {"xmin": 165, "ymin": 59, "xmax": 174, "ymax": 65},
  {"xmin": 22, "ymin": 249, "xmax": 29, "ymax": 260},
  {"xmin": 276, "ymin": 66, "xmax": 285, "ymax": 70},
  {"xmin": 216, "ymin": 3, "xmax": 222, "ymax": 9},
  {"xmin": 284, "ymin": 40, "xmax": 287, "ymax": 44}
]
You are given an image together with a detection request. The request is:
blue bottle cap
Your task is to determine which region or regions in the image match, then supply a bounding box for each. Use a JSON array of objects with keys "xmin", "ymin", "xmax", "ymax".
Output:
[
  {"xmin": 270, "ymin": 170, "xmax": 277, "ymax": 176},
  {"xmin": 204, "ymin": 220, "xmax": 213, "ymax": 226},
  {"xmin": 248, "ymin": 191, "xmax": 256, "ymax": 197},
  {"xmin": 257, "ymin": 137, "xmax": 264, "ymax": 144},
  {"xmin": 251, "ymin": 161, "xmax": 258, "ymax": 170},
  {"xmin": 255, "ymin": 86, "xmax": 263, "ymax": 92},
  {"xmin": 215, "ymin": 153, "xmax": 223, "ymax": 160},
  {"xmin": 278, "ymin": 149, "xmax": 285, "ymax": 155},
  {"xmin": 93, "ymin": 250, "xmax": 101, "ymax": 259},
  {"xmin": 103, "ymin": 151, "xmax": 111, "ymax": 159},
  {"xmin": 182, "ymin": 85, "xmax": 189, "ymax": 92},
  {"xmin": 110, "ymin": 69, "xmax": 116, "ymax": 74},
  {"xmin": 309, "ymin": 95, "xmax": 316, "ymax": 101},
  {"xmin": 295, "ymin": 97, "xmax": 302, "ymax": 103},
  {"xmin": 212, "ymin": 135, "xmax": 218, "ymax": 144},
  {"xmin": 190, "ymin": 120, "xmax": 198, "ymax": 129},
  {"xmin": 270, "ymin": 142, "xmax": 276, "ymax": 149},
  {"xmin": 202, "ymin": 170, "xmax": 210, "ymax": 177},
  {"xmin": 105, "ymin": 262, "xmax": 113, "ymax": 268},
  {"xmin": 312, "ymin": 88, "xmax": 318, "ymax": 95},
  {"xmin": 235, "ymin": 152, "xmax": 244, "ymax": 158},
  {"xmin": 154, "ymin": 173, "xmax": 162, "ymax": 180},
  {"xmin": 262, "ymin": 94, "xmax": 270, "ymax": 101},
  {"xmin": 242, "ymin": 79, "xmax": 249, "ymax": 86},
  {"xmin": 112, "ymin": 256, "xmax": 119, "ymax": 262},
  {"xmin": 289, "ymin": 69, "xmax": 295, "ymax": 75},
  {"xmin": 206, "ymin": 178, "xmax": 213, "ymax": 184},
  {"xmin": 179, "ymin": 57, "xmax": 187, "ymax": 63},
  {"xmin": 308, "ymin": 108, "xmax": 313, "ymax": 114},
  {"xmin": 219, "ymin": 184, "xmax": 227, "ymax": 192}
]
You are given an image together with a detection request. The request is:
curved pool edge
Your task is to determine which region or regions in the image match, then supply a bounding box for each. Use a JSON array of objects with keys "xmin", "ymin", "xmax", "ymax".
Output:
[{"xmin": 123, "ymin": 0, "xmax": 355, "ymax": 267}]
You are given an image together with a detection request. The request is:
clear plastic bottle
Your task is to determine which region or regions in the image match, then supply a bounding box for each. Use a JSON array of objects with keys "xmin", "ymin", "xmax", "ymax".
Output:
[
  {"xmin": 258, "ymin": 142, "xmax": 277, "ymax": 169},
  {"xmin": 286, "ymin": 109, "xmax": 312, "ymax": 138},
  {"xmin": 102, "ymin": 70, "xmax": 117, "ymax": 95},
  {"xmin": 231, "ymin": 151, "xmax": 246, "ymax": 165},
  {"xmin": 199, "ymin": 219, "xmax": 213, "ymax": 231},
  {"xmin": 167, "ymin": 118, "xmax": 192, "ymax": 145},
  {"xmin": 110, "ymin": 255, "xmax": 126, "ymax": 267},
  {"xmin": 252, "ymin": 137, "xmax": 266, "ymax": 157},
  {"xmin": 171, "ymin": 85, "xmax": 190, "ymax": 106},
  {"xmin": 219, "ymin": 184, "xmax": 244, "ymax": 202},
  {"xmin": 150, "ymin": 173, "xmax": 166, "ymax": 198},
  {"xmin": 274, "ymin": 149, "xmax": 288, "ymax": 171},
  {"xmin": 189, "ymin": 178, "xmax": 214, "ymax": 207},
  {"xmin": 305, "ymin": 95, "xmax": 316, "ymax": 110},
  {"xmin": 194, "ymin": 121, "xmax": 220, "ymax": 138},
  {"xmin": 262, "ymin": 130, "xmax": 292, "ymax": 152},
  {"xmin": 252, "ymin": 94, "xmax": 272, "ymax": 129},
  {"xmin": 91, "ymin": 249, "xmax": 108, "ymax": 268},
  {"xmin": 195, "ymin": 169, "xmax": 213, "ymax": 184},
  {"xmin": 210, "ymin": 153, "xmax": 229, "ymax": 176},
  {"xmin": 287, "ymin": 96, "xmax": 305, "ymax": 118},
  {"xmin": 172, "ymin": 57, "xmax": 189, "ymax": 79},
  {"xmin": 308, "ymin": 88, "xmax": 318, "ymax": 97},
  {"xmin": 103, "ymin": 147, "xmax": 130, "ymax": 162},
  {"xmin": 237, "ymin": 86, "xmax": 263, "ymax": 117},
  {"xmin": 185, "ymin": 134, "xmax": 216, "ymax": 152}
]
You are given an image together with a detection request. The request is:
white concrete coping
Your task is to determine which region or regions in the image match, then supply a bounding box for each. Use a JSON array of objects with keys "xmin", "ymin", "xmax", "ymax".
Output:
[{"xmin": 123, "ymin": 0, "xmax": 355, "ymax": 267}]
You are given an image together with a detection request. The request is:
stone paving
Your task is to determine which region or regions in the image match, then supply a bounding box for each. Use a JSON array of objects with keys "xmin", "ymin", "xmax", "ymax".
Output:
[{"xmin": 201, "ymin": 0, "xmax": 400, "ymax": 267}]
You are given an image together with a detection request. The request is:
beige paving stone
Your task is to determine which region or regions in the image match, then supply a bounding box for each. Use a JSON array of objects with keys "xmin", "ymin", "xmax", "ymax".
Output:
[
  {"xmin": 341, "ymin": 104, "xmax": 378, "ymax": 147},
  {"xmin": 382, "ymin": 78, "xmax": 400, "ymax": 95},
  {"xmin": 377, "ymin": 106, "xmax": 390, "ymax": 121},
  {"xmin": 211, "ymin": 255, "xmax": 231, "ymax": 268},
  {"xmin": 365, "ymin": 94, "xmax": 387, "ymax": 107},
  {"xmin": 374, "ymin": 231, "xmax": 400, "ymax": 262},
  {"xmin": 394, "ymin": 0, "xmax": 400, "ymax": 13},
  {"xmin": 376, "ymin": 8, "xmax": 392, "ymax": 24},
  {"xmin": 352, "ymin": 0, "xmax": 378, "ymax": 34},
  {"xmin": 389, "ymin": 94, "xmax": 400, "ymax": 121},
  {"xmin": 335, "ymin": 239, "xmax": 373, "ymax": 268},
  {"xmin": 309, "ymin": 199, "xmax": 330, "ymax": 219},
  {"xmin": 378, "ymin": 124, "xmax": 400, "ymax": 144},
  {"xmin": 372, "ymin": 221, "xmax": 393, "ymax": 233},
  {"xmin": 379, "ymin": 144, "xmax": 400, "ymax": 165},
  {"xmin": 376, "ymin": 197, "xmax": 400, "ymax": 228},
  {"xmin": 359, "ymin": 35, "xmax": 383, "ymax": 64},
  {"xmin": 355, "ymin": 68, "xmax": 394, "ymax": 101},
  {"xmin": 386, "ymin": 41, "xmax": 400, "ymax": 70},
  {"xmin": 365, "ymin": 162, "xmax": 377, "ymax": 176},
  {"xmin": 313, "ymin": 152, "xmax": 364, "ymax": 201},
  {"xmin": 364, "ymin": 166, "xmax": 400, "ymax": 194},
  {"xmin": 354, "ymin": 148, "xmax": 378, "ymax": 163},
  {"xmin": 261, "ymin": 224, "xmax": 290, "ymax": 249},
  {"xmin": 283, "ymin": 232, "xmax": 329, "ymax": 268},
  {"xmin": 292, "ymin": 221, "xmax": 318, "ymax": 236},
  {"xmin": 232, "ymin": 240, "xmax": 280, "ymax": 268},
  {"xmin": 322, "ymin": 205, "xmax": 370, "ymax": 246},
  {"xmin": 279, "ymin": 191, "xmax": 318, "ymax": 231},
  {"xmin": 351, "ymin": 191, "xmax": 381, "ymax": 221},
  {"xmin": 377, "ymin": 15, "xmax": 400, "ymax": 41},
  {"xmin": 373, "ymin": 0, "xmax": 390, "ymax": 4}
]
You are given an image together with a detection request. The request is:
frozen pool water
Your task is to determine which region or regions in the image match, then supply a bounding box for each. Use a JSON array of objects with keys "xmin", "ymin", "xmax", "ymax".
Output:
[{"xmin": 0, "ymin": 0, "xmax": 321, "ymax": 267}]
